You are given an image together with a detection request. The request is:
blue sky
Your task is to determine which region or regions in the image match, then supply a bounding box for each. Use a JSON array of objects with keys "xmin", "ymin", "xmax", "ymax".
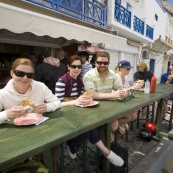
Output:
[{"xmin": 156, "ymin": 0, "xmax": 173, "ymax": 17}]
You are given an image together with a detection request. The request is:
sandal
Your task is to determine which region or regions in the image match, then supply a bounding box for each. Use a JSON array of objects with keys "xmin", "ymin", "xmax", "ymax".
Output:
[
  {"xmin": 119, "ymin": 125, "xmax": 125, "ymax": 134},
  {"xmin": 124, "ymin": 123, "xmax": 129, "ymax": 131}
]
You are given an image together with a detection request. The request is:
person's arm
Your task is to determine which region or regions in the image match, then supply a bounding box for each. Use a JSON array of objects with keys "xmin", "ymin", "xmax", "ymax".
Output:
[
  {"xmin": 0, "ymin": 110, "xmax": 8, "ymax": 124},
  {"xmin": 55, "ymin": 79, "xmax": 65, "ymax": 102},
  {"xmin": 0, "ymin": 106, "xmax": 32, "ymax": 124},
  {"xmin": 160, "ymin": 73, "xmax": 172, "ymax": 84},
  {"xmin": 42, "ymin": 84, "xmax": 62, "ymax": 111},
  {"xmin": 85, "ymin": 88, "xmax": 124, "ymax": 100},
  {"xmin": 166, "ymin": 75, "xmax": 173, "ymax": 84}
]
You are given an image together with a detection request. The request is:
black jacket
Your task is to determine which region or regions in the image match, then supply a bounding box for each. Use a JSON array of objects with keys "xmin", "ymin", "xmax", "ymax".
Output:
[
  {"xmin": 133, "ymin": 71, "xmax": 153, "ymax": 82},
  {"xmin": 35, "ymin": 62, "xmax": 67, "ymax": 94}
]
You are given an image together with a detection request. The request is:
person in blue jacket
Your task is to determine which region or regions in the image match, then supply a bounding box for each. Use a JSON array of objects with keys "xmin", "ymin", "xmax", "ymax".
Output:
[{"xmin": 160, "ymin": 64, "xmax": 173, "ymax": 113}]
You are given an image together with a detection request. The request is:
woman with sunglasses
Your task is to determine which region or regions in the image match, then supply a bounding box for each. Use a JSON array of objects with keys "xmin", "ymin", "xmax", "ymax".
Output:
[
  {"xmin": 114, "ymin": 60, "xmax": 142, "ymax": 134},
  {"xmin": 0, "ymin": 58, "xmax": 62, "ymax": 172},
  {"xmin": 55, "ymin": 55, "xmax": 124, "ymax": 167}
]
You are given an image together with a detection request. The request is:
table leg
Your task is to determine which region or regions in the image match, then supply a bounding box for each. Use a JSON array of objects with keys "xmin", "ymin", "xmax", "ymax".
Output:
[
  {"xmin": 103, "ymin": 122, "xmax": 111, "ymax": 173},
  {"xmin": 156, "ymin": 98, "xmax": 163, "ymax": 137},
  {"xmin": 42, "ymin": 149, "xmax": 54, "ymax": 173}
]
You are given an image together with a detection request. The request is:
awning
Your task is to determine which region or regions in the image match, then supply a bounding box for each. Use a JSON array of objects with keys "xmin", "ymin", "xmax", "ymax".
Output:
[
  {"xmin": 0, "ymin": 2, "xmax": 127, "ymax": 48},
  {"xmin": 127, "ymin": 40, "xmax": 143, "ymax": 48},
  {"xmin": 143, "ymin": 38, "xmax": 173, "ymax": 53}
]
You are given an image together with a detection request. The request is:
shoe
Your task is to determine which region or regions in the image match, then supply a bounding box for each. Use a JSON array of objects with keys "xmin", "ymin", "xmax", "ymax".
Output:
[
  {"xmin": 124, "ymin": 123, "xmax": 129, "ymax": 131},
  {"xmin": 119, "ymin": 125, "xmax": 125, "ymax": 134},
  {"xmin": 106, "ymin": 150, "xmax": 124, "ymax": 166},
  {"xmin": 66, "ymin": 145, "xmax": 76, "ymax": 159}
]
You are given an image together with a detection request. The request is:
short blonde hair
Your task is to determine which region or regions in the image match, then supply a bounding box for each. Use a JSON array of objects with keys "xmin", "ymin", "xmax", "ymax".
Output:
[
  {"xmin": 114, "ymin": 66, "xmax": 120, "ymax": 73},
  {"xmin": 137, "ymin": 62, "xmax": 150, "ymax": 71},
  {"xmin": 12, "ymin": 58, "xmax": 34, "ymax": 71}
]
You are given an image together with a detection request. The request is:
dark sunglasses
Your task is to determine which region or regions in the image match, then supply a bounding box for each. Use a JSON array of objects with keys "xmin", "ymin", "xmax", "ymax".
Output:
[
  {"xmin": 96, "ymin": 61, "xmax": 109, "ymax": 65},
  {"xmin": 13, "ymin": 70, "xmax": 35, "ymax": 79},
  {"xmin": 70, "ymin": 65, "xmax": 82, "ymax": 69}
]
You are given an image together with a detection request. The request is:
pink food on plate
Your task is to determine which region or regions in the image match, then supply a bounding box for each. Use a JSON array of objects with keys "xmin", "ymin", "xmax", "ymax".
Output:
[{"xmin": 14, "ymin": 113, "xmax": 43, "ymax": 126}]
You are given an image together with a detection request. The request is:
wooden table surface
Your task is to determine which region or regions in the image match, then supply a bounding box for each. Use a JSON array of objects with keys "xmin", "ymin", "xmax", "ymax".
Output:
[{"xmin": 0, "ymin": 84, "xmax": 173, "ymax": 172}]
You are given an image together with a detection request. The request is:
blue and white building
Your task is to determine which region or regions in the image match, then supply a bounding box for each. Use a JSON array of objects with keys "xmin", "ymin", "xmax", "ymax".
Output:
[{"xmin": 0, "ymin": 0, "xmax": 172, "ymax": 82}]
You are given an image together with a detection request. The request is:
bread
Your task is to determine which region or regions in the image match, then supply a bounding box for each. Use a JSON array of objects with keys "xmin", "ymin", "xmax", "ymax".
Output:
[
  {"xmin": 137, "ymin": 80, "xmax": 144, "ymax": 85},
  {"xmin": 21, "ymin": 97, "xmax": 34, "ymax": 107}
]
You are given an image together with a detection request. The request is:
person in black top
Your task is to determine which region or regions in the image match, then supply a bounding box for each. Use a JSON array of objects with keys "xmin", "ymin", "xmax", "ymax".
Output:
[
  {"xmin": 134, "ymin": 61, "xmax": 153, "ymax": 115},
  {"xmin": 29, "ymin": 53, "xmax": 38, "ymax": 67},
  {"xmin": 35, "ymin": 48, "xmax": 66, "ymax": 94},
  {"xmin": 55, "ymin": 49, "xmax": 68, "ymax": 71},
  {"xmin": 134, "ymin": 61, "xmax": 153, "ymax": 83}
]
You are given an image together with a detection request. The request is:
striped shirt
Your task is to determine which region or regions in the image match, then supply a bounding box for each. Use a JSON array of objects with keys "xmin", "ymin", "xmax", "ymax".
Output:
[
  {"xmin": 80, "ymin": 61, "xmax": 92, "ymax": 78},
  {"xmin": 55, "ymin": 79, "xmax": 84, "ymax": 101},
  {"xmin": 83, "ymin": 68, "xmax": 122, "ymax": 93}
]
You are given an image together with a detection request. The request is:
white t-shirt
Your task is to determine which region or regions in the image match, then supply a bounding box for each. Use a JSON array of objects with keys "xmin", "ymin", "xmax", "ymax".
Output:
[{"xmin": 115, "ymin": 74, "xmax": 130, "ymax": 89}]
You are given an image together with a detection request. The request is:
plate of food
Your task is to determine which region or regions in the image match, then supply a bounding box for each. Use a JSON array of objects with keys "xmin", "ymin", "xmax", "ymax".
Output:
[
  {"xmin": 75, "ymin": 101, "xmax": 99, "ymax": 108},
  {"xmin": 75, "ymin": 92, "xmax": 99, "ymax": 107},
  {"xmin": 136, "ymin": 80, "xmax": 144, "ymax": 86},
  {"xmin": 14, "ymin": 113, "xmax": 43, "ymax": 126}
]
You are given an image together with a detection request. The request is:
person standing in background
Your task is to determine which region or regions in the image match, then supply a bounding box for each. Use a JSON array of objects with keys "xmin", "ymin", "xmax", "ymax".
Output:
[
  {"xmin": 35, "ymin": 48, "xmax": 66, "ymax": 94},
  {"xmin": 90, "ymin": 54, "xmax": 96, "ymax": 68},
  {"xmin": 80, "ymin": 51, "xmax": 92, "ymax": 78},
  {"xmin": 55, "ymin": 49, "xmax": 68, "ymax": 72},
  {"xmin": 160, "ymin": 64, "xmax": 173, "ymax": 114},
  {"xmin": 29, "ymin": 53, "xmax": 39, "ymax": 67}
]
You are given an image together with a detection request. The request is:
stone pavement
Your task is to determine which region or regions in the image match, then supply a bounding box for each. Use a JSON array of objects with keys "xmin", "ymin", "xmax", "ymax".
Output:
[{"xmin": 62, "ymin": 115, "xmax": 173, "ymax": 173}]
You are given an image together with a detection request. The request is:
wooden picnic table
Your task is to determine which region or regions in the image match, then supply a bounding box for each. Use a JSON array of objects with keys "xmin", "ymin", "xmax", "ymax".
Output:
[{"xmin": 0, "ymin": 83, "xmax": 172, "ymax": 173}]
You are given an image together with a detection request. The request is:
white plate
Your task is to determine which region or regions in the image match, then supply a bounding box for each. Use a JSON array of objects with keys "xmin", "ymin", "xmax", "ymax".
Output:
[
  {"xmin": 14, "ymin": 113, "xmax": 43, "ymax": 126},
  {"xmin": 75, "ymin": 101, "xmax": 99, "ymax": 108}
]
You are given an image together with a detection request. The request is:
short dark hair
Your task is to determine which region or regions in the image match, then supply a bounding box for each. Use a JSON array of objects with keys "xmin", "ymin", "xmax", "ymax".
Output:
[
  {"xmin": 80, "ymin": 51, "xmax": 89, "ymax": 61},
  {"xmin": 41, "ymin": 48, "xmax": 51, "ymax": 58},
  {"xmin": 30, "ymin": 53, "xmax": 37, "ymax": 58}
]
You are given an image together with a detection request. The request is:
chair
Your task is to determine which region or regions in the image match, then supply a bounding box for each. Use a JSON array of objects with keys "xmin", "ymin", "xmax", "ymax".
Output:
[
  {"xmin": 136, "ymin": 102, "xmax": 156, "ymax": 128},
  {"xmin": 162, "ymin": 99, "xmax": 173, "ymax": 130}
]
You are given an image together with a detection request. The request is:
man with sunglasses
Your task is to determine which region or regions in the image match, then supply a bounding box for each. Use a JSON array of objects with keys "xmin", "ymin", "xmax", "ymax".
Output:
[{"xmin": 83, "ymin": 51, "xmax": 127, "ymax": 131}]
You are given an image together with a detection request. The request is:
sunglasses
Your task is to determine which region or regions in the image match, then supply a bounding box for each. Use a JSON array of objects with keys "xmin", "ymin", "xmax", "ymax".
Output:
[
  {"xmin": 96, "ymin": 61, "xmax": 109, "ymax": 65},
  {"xmin": 70, "ymin": 65, "xmax": 82, "ymax": 69},
  {"xmin": 13, "ymin": 70, "xmax": 35, "ymax": 79}
]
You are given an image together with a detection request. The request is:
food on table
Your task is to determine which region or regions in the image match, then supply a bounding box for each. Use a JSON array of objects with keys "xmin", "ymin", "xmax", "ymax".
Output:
[
  {"xmin": 82, "ymin": 92, "xmax": 94, "ymax": 105},
  {"xmin": 137, "ymin": 80, "xmax": 144, "ymax": 85},
  {"xmin": 14, "ymin": 113, "xmax": 43, "ymax": 125},
  {"xmin": 21, "ymin": 97, "xmax": 34, "ymax": 108}
]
